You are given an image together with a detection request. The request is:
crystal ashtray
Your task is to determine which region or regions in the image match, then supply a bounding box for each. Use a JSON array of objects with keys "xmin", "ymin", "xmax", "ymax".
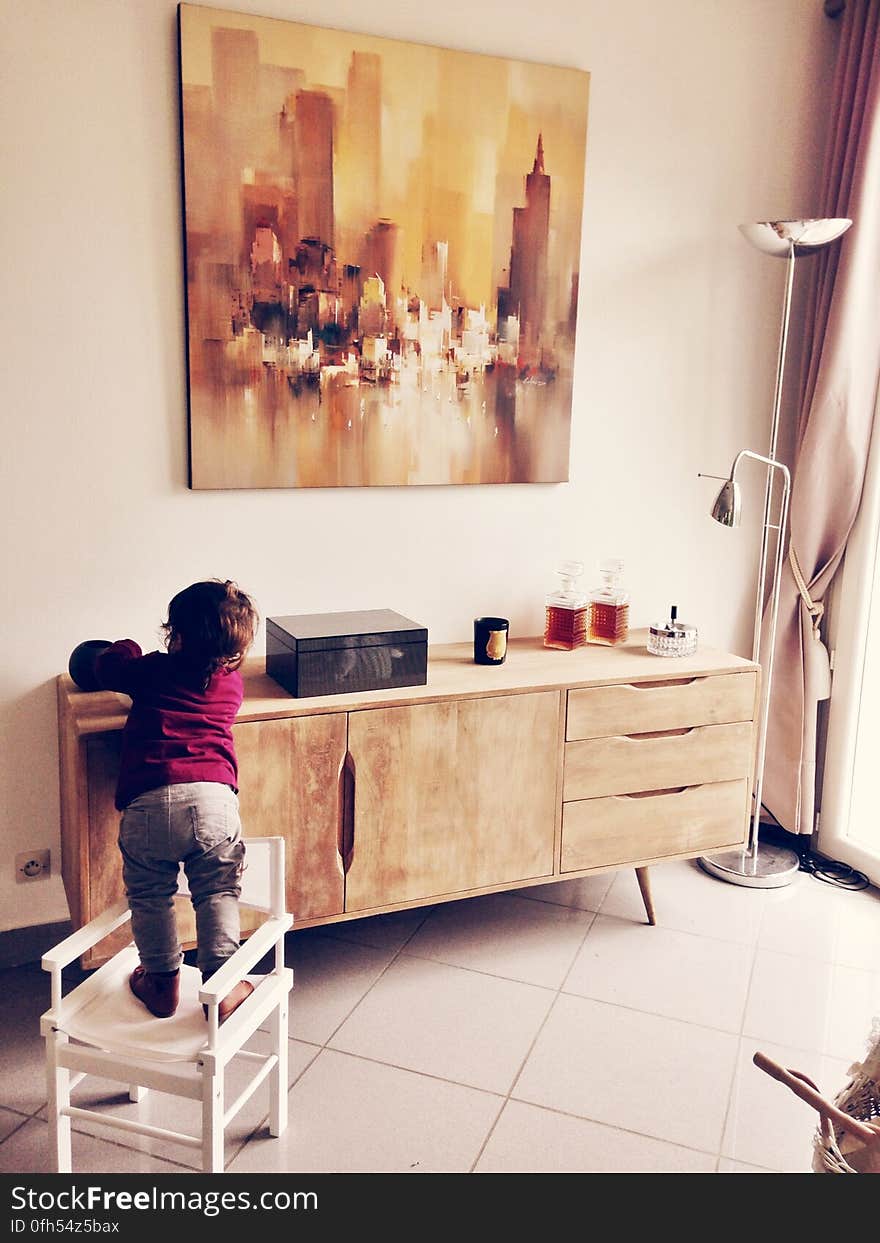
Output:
[{"xmin": 647, "ymin": 621, "xmax": 698, "ymax": 658}]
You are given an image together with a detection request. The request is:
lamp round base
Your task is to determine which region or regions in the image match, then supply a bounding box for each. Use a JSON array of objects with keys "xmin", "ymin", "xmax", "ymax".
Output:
[{"xmin": 698, "ymin": 842, "xmax": 800, "ymax": 888}]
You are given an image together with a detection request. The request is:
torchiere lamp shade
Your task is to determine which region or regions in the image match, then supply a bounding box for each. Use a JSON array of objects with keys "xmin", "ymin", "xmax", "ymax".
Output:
[{"xmin": 738, "ymin": 218, "xmax": 852, "ymax": 257}]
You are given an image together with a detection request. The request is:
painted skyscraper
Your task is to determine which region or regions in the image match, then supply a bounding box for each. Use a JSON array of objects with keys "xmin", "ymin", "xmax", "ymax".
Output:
[
  {"xmin": 294, "ymin": 90, "xmax": 335, "ymax": 248},
  {"xmin": 506, "ymin": 135, "xmax": 551, "ymax": 367}
]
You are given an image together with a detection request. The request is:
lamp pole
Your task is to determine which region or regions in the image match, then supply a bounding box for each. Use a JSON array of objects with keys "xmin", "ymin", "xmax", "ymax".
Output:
[
  {"xmin": 699, "ymin": 452, "xmax": 798, "ymax": 886},
  {"xmin": 738, "ymin": 450, "xmax": 791, "ymax": 863},
  {"xmin": 751, "ymin": 241, "xmax": 796, "ymax": 665}
]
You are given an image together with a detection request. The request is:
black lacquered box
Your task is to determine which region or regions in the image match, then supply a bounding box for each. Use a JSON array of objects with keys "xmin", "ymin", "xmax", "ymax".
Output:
[{"xmin": 266, "ymin": 609, "xmax": 428, "ymax": 698}]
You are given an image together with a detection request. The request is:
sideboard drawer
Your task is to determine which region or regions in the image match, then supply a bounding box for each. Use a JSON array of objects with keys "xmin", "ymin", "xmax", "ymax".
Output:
[
  {"xmin": 563, "ymin": 721, "xmax": 753, "ymax": 800},
  {"xmin": 561, "ymin": 780, "xmax": 749, "ymax": 872},
  {"xmin": 566, "ymin": 672, "xmax": 757, "ymax": 741}
]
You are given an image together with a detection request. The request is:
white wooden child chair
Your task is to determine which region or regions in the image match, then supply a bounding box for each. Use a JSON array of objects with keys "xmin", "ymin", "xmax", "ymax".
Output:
[{"xmin": 40, "ymin": 836, "xmax": 293, "ymax": 1173}]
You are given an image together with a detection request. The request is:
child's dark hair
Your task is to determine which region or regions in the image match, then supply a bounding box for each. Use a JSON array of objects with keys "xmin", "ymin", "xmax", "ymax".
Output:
[{"xmin": 162, "ymin": 580, "xmax": 258, "ymax": 685}]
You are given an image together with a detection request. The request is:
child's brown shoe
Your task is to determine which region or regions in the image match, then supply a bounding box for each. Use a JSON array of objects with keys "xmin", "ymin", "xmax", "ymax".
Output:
[
  {"xmin": 219, "ymin": 978, "xmax": 254, "ymax": 1022},
  {"xmin": 129, "ymin": 965, "xmax": 180, "ymax": 1018},
  {"xmin": 203, "ymin": 979, "xmax": 254, "ymax": 1024}
]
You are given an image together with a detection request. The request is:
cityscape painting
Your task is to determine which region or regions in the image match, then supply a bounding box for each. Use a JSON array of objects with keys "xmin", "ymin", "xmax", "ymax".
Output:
[{"xmin": 178, "ymin": 4, "xmax": 590, "ymax": 488}]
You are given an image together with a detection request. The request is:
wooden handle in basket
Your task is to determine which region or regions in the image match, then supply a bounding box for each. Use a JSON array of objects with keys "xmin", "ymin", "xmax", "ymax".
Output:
[{"xmin": 753, "ymin": 1052, "xmax": 879, "ymax": 1144}]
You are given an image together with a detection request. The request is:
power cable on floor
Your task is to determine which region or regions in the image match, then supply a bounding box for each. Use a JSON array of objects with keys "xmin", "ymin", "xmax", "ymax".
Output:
[
  {"xmin": 760, "ymin": 812, "xmax": 870, "ymax": 891},
  {"xmin": 796, "ymin": 850, "xmax": 870, "ymax": 891}
]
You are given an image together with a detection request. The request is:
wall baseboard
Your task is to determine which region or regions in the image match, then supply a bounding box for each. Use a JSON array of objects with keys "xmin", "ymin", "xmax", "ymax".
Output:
[{"xmin": 0, "ymin": 921, "xmax": 72, "ymax": 970}]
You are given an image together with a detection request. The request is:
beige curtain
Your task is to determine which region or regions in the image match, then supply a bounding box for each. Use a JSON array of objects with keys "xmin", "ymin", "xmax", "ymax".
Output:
[{"xmin": 762, "ymin": 0, "xmax": 880, "ymax": 833}]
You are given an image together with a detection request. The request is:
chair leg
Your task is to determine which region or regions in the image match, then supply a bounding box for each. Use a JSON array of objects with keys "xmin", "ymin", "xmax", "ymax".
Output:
[
  {"xmin": 269, "ymin": 997, "xmax": 288, "ymax": 1138},
  {"xmin": 47, "ymin": 1031, "xmax": 72, "ymax": 1173},
  {"xmin": 202, "ymin": 1068, "xmax": 224, "ymax": 1173},
  {"xmin": 635, "ymin": 867, "xmax": 657, "ymax": 926}
]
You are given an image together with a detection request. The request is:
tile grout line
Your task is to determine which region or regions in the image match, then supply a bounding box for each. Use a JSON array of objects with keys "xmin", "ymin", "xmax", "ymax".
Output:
[
  {"xmin": 520, "ymin": 879, "xmax": 774, "ymax": 953},
  {"xmin": 714, "ymin": 888, "xmax": 773, "ymax": 1171},
  {"xmin": 309, "ymin": 1041, "xmax": 509, "ymax": 1096},
  {"xmin": 464, "ymin": 892, "xmax": 736, "ymax": 1172},
  {"xmin": 224, "ymin": 1038, "xmax": 325, "ymax": 1171},
  {"xmin": 555, "ymin": 986, "xmax": 753, "ymax": 1041},
  {"xmin": 226, "ymin": 915, "xmax": 438, "ymax": 1170},
  {"xmin": 467, "ymin": 907, "xmax": 601, "ymax": 1172},
  {"xmin": 492, "ymin": 871, "xmax": 767, "ymax": 1171},
  {"xmin": 483, "ymin": 1095, "xmax": 721, "ymax": 1168},
  {"xmin": 308, "ymin": 908, "xmax": 438, "ymax": 1051},
  {"xmin": 0, "ymin": 1105, "xmax": 40, "ymax": 1124},
  {"xmin": 603, "ymin": 864, "xmax": 794, "ymax": 1171},
  {"xmin": 285, "ymin": 1039, "xmax": 720, "ymax": 1167},
  {"xmin": 0, "ymin": 1111, "xmax": 35, "ymax": 1154},
  {"xmin": 394, "ymin": 949, "xmax": 579, "ymax": 993},
  {"xmin": 288, "ymin": 890, "xmax": 765, "ymax": 1171},
  {"xmin": 346, "ymin": 928, "xmax": 757, "ymax": 1044}
]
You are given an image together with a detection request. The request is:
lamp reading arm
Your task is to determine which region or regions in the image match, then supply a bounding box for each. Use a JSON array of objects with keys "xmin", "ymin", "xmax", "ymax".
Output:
[{"xmin": 700, "ymin": 449, "xmax": 791, "ymax": 859}]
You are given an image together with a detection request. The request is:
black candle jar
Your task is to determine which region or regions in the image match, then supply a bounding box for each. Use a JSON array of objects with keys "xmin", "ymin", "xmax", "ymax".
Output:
[{"xmin": 473, "ymin": 617, "xmax": 509, "ymax": 665}]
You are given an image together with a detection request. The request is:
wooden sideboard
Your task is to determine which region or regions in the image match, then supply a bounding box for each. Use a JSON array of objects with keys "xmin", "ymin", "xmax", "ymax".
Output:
[{"xmin": 57, "ymin": 632, "xmax": 760, "ymax": 967}]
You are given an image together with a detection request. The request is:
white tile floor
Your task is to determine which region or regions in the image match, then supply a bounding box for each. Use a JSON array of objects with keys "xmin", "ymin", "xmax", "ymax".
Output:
[{"xmin": 2, "ymin": 858, "xmax": 879, "ymax": 1174}]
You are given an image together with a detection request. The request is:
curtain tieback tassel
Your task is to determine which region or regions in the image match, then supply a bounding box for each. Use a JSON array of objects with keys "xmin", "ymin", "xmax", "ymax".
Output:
[{"xmin": 788, "ymin": 547, "xmax": 825, "ymax": 639}]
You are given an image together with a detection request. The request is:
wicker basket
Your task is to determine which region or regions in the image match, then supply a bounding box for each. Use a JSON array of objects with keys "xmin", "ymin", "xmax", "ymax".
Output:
[
  {"xmin": 811, "ymin": 1019, "xmax": 880, "ymax": 1174},
  {"xmin": 754, "ymin": 1021, "xmax": 880, "ymax": 1174}
]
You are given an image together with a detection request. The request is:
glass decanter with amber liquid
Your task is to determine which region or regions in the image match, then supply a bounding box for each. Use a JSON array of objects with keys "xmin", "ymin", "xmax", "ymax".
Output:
[
  {"xmin": 587, "ymin": 559, "xmax": 630, "ymax": 646},
  {"xmin": 543, "ymin": 560, "xmax": 588, "ymax": 650}
]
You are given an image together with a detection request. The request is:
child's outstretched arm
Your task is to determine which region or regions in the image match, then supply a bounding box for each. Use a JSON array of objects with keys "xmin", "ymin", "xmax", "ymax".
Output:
[{"xmin": 93, "ymin": 639, "xmax": 144, "ymax": 696}]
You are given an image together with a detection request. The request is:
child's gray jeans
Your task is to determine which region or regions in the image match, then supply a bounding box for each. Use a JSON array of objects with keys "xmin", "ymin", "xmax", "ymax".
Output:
[{"xmin": 118, "ymin": 781, "xmax": 245, "ymax": 978}]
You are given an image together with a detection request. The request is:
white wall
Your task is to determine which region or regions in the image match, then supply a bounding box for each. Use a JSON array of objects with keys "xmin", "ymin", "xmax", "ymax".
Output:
[{"xmin": 1, "ymin": 0, "xmax": 837, "ymax": 931}]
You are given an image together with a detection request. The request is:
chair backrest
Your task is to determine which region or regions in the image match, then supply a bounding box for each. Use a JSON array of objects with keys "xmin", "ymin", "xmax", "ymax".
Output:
[{"xmin": 175, "ymin": 836, "xmax": 286, "ymax": 917}]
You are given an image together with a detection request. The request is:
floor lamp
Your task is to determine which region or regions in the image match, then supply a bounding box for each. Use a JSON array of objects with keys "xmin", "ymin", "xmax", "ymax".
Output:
[{"xmin": 698, "ymin": 218, "xmax": 852, "ymax": 888}]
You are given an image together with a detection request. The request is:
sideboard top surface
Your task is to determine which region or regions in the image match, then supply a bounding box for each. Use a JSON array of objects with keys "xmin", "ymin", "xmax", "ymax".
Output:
[{"xmin": 58, "ymin": 631, "xmax": 758, "ymax": 738}]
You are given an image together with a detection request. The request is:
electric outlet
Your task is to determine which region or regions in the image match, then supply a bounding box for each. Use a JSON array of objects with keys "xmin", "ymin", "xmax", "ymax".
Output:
[{"xmin": 15, "ymin": 849, "xmax": 50, "ymax": 883}]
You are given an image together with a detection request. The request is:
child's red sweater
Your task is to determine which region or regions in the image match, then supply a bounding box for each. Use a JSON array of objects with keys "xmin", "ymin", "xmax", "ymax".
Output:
[{"xmin": 94, "ymin": 640, "xmax": 243, "ymax": 810}]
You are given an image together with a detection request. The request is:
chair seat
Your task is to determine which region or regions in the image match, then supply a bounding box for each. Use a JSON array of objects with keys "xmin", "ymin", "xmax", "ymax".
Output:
[{"xmin": 62, "ymin": 948, "xmax": 213, "ymax": 1063}]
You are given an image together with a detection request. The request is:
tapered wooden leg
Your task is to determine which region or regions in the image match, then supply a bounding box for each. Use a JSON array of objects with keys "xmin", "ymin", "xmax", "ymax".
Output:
[{"xmin": 635, "ymin": 867, "xmax": 657, "ymax": 925}]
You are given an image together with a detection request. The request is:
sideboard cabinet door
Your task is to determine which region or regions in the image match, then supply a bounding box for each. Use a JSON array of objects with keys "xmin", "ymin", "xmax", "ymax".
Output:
[
  {"xmin": 234, "ymin": 714, "xmax": 347, "ymax": 922},
  {"xmin": 82, "ymin": 734, "xmax": 130, "ymax": 966},
  {"xmin": 345, "ymin": 691, "xmax": 559, "ymax": 911}
]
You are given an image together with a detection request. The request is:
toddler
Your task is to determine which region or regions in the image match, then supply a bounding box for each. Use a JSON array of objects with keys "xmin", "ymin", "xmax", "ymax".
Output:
[{"xmin": 93, "ymin": 579, "xmax": 258, "ymax": 1021}]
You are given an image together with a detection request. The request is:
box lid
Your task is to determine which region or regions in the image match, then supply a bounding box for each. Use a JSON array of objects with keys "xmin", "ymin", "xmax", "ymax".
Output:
[{"xmin": 267, "ymin": 609, "xmax": 428, "ymax": 653}]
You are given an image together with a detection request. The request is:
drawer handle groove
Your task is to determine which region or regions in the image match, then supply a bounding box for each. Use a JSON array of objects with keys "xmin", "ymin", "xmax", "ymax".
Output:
[
  {"xmin": 624, "ymin": 727, "xmax": 696, "ymax": 740},
  {"xmin": 628, "ymin": 678, "xmax": 700, "ymax": 690},
  {"xmin": 617, "ymin": 786, "xmax": 696, "ymax": 800}
]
